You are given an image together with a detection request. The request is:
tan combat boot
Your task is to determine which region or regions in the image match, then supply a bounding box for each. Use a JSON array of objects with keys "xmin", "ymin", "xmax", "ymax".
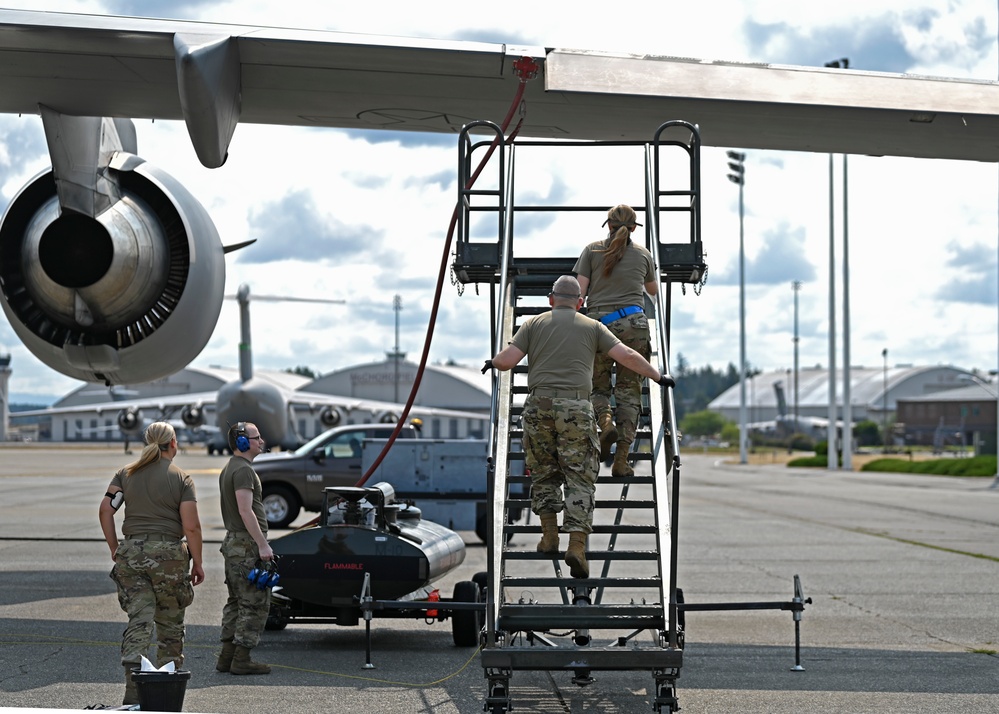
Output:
[
  {"xmin": 564, "ymin": 532, "xmax": 589, "ymax": 578},
  {"xmin": 230, "ymin": 645, "xmax": 271, "ymax": 675},
  {"xmin": 536, "ymin": 512, "xmax": 560, "ymax": 554},
  {"xmin": 598, "ymin": 412, "xmax": 618, "ymax": 462},
  {"xmin": 612, "ymin": 443, "xmax": 634, "ymax": 478},
  {"xmin": 122, "ymin": 663, "xmax": 139, "ymax": 705},
  {"xmin": 216, "ymin": 638, "xmax": 236, "ymax": 672}
]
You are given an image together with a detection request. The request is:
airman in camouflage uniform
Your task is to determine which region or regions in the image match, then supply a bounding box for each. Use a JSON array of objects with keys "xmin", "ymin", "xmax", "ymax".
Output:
[
  {"xmin": 574, "ymin": 204, "xmax": 658, "ymax": 477},
  {"xmin": 588, "ymin": 310, "xmax": 651, "ymax": 454},
  {"xmin": 485, "ymin": 275, "xmax": 665, "ymax": 578},
  {"xmin": 99, "ymin": 422, "xmax": 204, "ymax": 706},
  {"xmin": 216, "ymin": 422, "xmax": 274, "ymax": 676},
  {"xmin": 111, "ymin": 539, "xmax": 194, "ymax": 666}
]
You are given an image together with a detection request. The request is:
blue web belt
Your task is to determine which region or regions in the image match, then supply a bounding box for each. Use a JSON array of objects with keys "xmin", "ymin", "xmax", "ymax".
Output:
[{"xmin": 599, "ymin": 305, "xmax": 643, "ymax": 325}]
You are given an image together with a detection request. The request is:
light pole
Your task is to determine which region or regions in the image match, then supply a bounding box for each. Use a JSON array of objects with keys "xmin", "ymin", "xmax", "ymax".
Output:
[
  {"xmin": 792, "ymin": 281, "xmax": 801, "ymax": 435},
  {"xmin": 785, "ymin": 367, "xmax": 792, "ymax": 453},
  {"xmin": 727, "ymin": 150, "xmax": 747, "ymax": 464},
  {"xmin": 825, "ymin": 135, "xmax": 837, "ymax": 469},
  {"xmin": 392, "ymin": 294, "xmax": 403, "ymax": 402},
  {"xmin": 882, "ymin": 348, "xmax": 889, "ymax": 453},
  {"xmin": 824, "ymin": 57, "xmax": 849, "ymax": 470}
]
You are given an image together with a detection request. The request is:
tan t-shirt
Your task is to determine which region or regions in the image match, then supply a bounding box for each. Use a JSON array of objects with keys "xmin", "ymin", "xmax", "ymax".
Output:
[
  {"xmin": 219, "ymin": 456, "xmax": 268, "ymax": 535},
  {"xmin": 511, "ymin": 306, "xmax": 620, "ymax": 392},
  {"xmin": 110, "ymin": 458, "xmax": 196, "ymax": 539},
  {"xmin": 573, "ymin": 238, "xmax": 656, "ymax": 310}
]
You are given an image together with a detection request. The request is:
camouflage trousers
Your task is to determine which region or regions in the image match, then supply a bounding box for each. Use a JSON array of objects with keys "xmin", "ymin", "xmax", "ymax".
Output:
[
  {"xmin": 589, "ymin": 309, "xmax": 651, "ymax": 447},
  {"xmin": 220, "ymin": 532, "xmax": 271, "ymax": 648},
  {"xmin": 522, "ymin": 395, "xmax": 598, "ymax": 534},
  {"xmin": 110, "ymin": 538, "xmax": 194, "ymax": 667}
]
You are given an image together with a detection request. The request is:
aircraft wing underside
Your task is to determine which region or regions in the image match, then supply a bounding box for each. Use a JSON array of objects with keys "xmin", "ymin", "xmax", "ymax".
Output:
[
  {"xmin": 10, "ymin": 391, "xmax": 220, "ymax": 419},
  {"xmin": 0, "ymin": 9, "xmax": 997, "ymax": 162},
  {"xmin": 288, "ymin": 389, "xmax": 490, "ymax": 422},
  {"xmin": 13, "ymin": 389, "xmax": 487, "ymax": 423}
]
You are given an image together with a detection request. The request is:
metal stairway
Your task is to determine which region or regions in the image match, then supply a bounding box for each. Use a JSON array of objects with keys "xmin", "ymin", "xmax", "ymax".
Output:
[{"xmin": 453, "ymin": 120, "xmax": 704, "ymax": 713}]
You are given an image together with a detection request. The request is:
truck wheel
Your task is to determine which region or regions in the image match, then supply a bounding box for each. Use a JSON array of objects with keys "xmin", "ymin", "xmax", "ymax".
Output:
[
  {"xmin": 451, "ymin": 580, "xmax": 483, "ymax": 647},
  {"xmin": 262, "ymin": 485, "xmax": 301, "ymax": 529}
]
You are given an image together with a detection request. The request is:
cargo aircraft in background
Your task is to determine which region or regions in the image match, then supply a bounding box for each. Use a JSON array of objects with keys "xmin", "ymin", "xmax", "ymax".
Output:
[
  {"xmin": 10, "ymin": 283, "xmax": 489, "ymax": 451},
  {"xmin": 0, "ymin": 8, "xmax": 997, "ymax": 393}
]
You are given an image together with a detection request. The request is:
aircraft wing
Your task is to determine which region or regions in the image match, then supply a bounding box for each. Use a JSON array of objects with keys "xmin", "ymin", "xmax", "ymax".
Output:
[
  {"xmin": 0, "ymin": 9, "xmax": 997, "ymax": 162},
  {"xmin": 288, "ymin": 389, "xmax": 489, "ymax": 422},
  {"xmin": 10, "ymin": 391, "xmax": 218, "ymax": 419}
]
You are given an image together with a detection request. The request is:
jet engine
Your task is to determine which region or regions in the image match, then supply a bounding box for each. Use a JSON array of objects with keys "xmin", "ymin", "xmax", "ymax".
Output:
[
  {"xmin": 117, "ymin": 406, "xmax": 142, "ymax": 435},
  {"xmin": 0, "ymin": 155, "xmax": 226, "ymax": 385},
  {"xmin": 181, "ymin": 404, "xmax": 206, "ymax": 428},
  {"xmin": 319, "ymin": 405, "xmax": 343, "ymax": 428}
]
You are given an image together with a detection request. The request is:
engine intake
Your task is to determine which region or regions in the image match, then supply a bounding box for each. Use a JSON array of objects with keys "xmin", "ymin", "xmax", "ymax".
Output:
[{"xmin": 0, "ymin": 156, "xmax": 226, "ymax": 384}]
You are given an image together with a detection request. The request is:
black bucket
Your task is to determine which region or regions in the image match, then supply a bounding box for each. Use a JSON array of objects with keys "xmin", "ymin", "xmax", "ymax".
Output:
[{"xmin": 130, "ymin": 668, "xmax": 191, "ymax": 712}]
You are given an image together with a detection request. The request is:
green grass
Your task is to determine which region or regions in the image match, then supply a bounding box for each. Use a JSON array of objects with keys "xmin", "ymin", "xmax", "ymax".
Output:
[
  {"xmin": 860, "ymin": 455, "xmax": 997, "ymax": 476},
  {"xmin": 787, "ymin": 454, "xmax": 997, "ymax": 476}
]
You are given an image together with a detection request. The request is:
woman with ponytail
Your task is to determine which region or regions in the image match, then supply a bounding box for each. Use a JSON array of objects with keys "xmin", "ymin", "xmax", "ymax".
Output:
[
  {"xmin": 99, "ymin": 421, "xmax": 204, "ymax": 705},
  {"xmin": 573, "ymin": 204, "xmax": 659, "ymax": 477}
]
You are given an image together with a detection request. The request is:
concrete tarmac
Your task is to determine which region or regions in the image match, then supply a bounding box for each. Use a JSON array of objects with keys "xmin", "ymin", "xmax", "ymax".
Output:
[{"xmin": 1, "ymin": 444, "xmax": 999, "ymax": 713}]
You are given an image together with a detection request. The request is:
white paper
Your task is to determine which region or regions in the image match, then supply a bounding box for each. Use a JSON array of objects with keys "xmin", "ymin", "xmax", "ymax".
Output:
[{"xmin": 139, "ymin": 655, "xmax": 176, "ymax": 672}]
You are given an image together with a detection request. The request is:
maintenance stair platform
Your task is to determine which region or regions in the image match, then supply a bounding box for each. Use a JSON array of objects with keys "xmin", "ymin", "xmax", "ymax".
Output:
[{"xmin": 451, "ymin": 121, "xmax": 698, "ymax": 712}]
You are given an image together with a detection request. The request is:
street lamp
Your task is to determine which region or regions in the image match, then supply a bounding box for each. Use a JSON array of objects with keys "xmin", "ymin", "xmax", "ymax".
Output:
[
  {"xmin": 727, "ymin": 150, "xmax": 747, "ymax": 464},
  {"xmin": 792, "ymin": 281, "xmax": 801, "ymax": 436},
  {"xmin": 824, "ymin": 58, "xmax": 849, "ymax": 470},
  {"xmin": 786, "ymin": 367, "xmax": 792, "ymax": 453},
  {"xmin": 882, "ymin": 348, "xmax": 889, "ymax": 453}
]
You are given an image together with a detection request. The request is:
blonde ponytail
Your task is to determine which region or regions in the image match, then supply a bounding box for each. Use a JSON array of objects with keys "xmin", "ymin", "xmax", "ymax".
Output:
[
  {"xmin": 125, "ymin": 421, "xmax": 176, "ymax": 476},
  {"xmin": 599, "ymin": 204, "xmax": 640, "ymax": 277}
]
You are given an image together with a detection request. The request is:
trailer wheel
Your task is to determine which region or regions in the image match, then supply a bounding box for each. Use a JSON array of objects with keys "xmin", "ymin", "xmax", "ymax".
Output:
[
  {"xmin": 451, "ymin": 580, "xmax": 482, "ymax": 647},
  {"xmin": 262, "ymin": 485, "xmax": 301, "ymax": 529},
  {"xmin": 265, "ymin": 611, "xmax": 289, "ymax": 631}
]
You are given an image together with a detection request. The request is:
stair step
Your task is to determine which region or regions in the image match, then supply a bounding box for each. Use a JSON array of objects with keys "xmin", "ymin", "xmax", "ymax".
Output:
[
  {"xmin": 497, "ymin": 603, "xmax": 665, "ymax": 631},
  {"xmin": 505, "ymin": 498, "xmax": 656, "ymax": 509},
  {"xmin": 503, "ymin": 550, "xmax": 660, "ymax": 561},
  {"xmin": 501, "ymin": 576, "xmax": 662, "ymax": 588},
  {"xmin": 481, "ymin": 646, "xmax": 683, "ymax": 671},
  {"xmin": 505, "ymin": 474, "xmax": 656, "ymax": 485},
  {"xmin": 505, "ymin": 524, "xmax": 657, "ymax": 534}
]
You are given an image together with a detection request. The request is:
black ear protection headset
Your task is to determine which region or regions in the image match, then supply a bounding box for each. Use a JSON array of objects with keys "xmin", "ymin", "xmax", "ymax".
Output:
[{"xmin": 234, "ymin": 422, "xmax": 250, "ymax": 452}]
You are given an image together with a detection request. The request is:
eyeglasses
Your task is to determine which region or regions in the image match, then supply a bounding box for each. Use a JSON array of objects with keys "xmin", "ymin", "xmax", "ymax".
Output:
[{"xmin": 248, "ymin": 435, "xmax": 264, "ymax": 441}]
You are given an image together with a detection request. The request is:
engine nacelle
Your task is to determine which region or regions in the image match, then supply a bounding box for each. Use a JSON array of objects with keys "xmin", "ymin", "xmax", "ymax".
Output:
[
  {"xmin": 375, "ymin": 410, "xmax": 399, "ymax": 424},
  {"xmin": 319, "ymin": 405, "xmax": 343, "ymax": 428},
  {"xmin": 0, "ymin": 155, "xmax": 225, "ymax": 384},
  {"xmin": 117, "ymin": 406, "xmax": 141, "ymax": 434},
  {"xmin": 181, "ymin": 404, "xmax": 205, "ymax": 427}
]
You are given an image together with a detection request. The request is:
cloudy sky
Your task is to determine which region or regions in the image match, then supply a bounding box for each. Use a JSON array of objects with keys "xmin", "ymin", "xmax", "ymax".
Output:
[{"xmin": 1, "ymin": 0, "xmax": 998, "ymax": 403}]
